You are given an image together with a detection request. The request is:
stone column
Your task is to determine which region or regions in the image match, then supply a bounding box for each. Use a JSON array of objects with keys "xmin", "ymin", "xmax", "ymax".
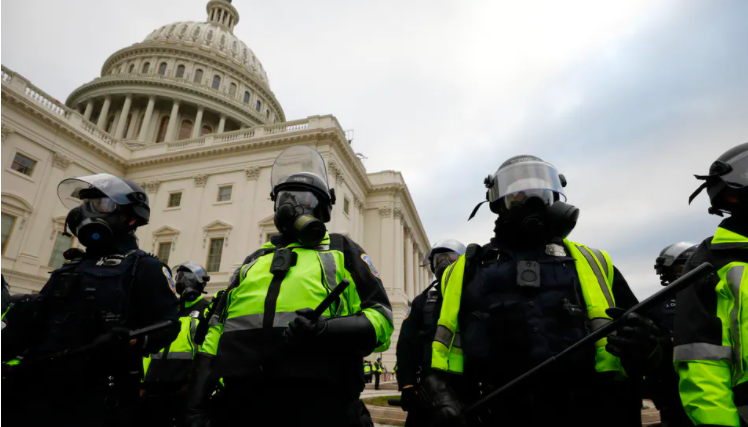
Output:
[
  {"xmin": 189, "ymin": 174, "xmax": 208, "ymax": 262},
  {"xmin": 165, "ymin": 99, "xmax": 181, "ymax": 142},
  {"xmin": 192, "ymin": 106, "xmax": 205, "ymax": 138},
  {"xmin": 96, "ymin": 96, "xmax": 111, "ymax": 129},
  {"xmin": 217, "ymin": 115, "xmax": 226, "ymax": 134},
  {"xmin": 238, "ymin": 166, "xmax": 260, "ymax": 266},
  {"xmin": 138, "ymin": 96, "xmax": 156, "ymax": 141},
  {"xmin": 394, "ymin": 208, "xmax": 405, "ymax": 293},
  {"xmin": 83, "ymin": 100, "xmax": 94, "ymax": 120},
  {"xmin": 378, "ymin": 206, "xmax": 394, "ymax": 291},
  {"xmin": 114, "ymin": 94, "xmax": 133, "ymax": 139},
  {"xmin": 404, "ymin": 228, "xmax": 414, "ymax": 300}
]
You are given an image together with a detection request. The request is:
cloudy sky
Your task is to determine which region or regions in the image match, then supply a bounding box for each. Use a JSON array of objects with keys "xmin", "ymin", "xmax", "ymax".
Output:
[{"xmin": 3, "ymin": 0, "xmax": 746, "ymax": 298}]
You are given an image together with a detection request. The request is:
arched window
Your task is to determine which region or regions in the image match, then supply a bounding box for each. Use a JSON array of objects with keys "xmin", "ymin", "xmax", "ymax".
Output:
[
  {"xmin": 158, "ymin": 62, "xmax": 167, "ymax": 76},
  {"xmin": 193, "ymin": 68, "xmax": 204, "ymax": 83},
  {"xmin": 178, "ymin": 120, "xmax": 193, "ymax": 140},
  {"xmin": 105, "ymin": 115, "xmax": 116, "ymax": 133},
  {"xmin": 128, "ymin": 64, "xmax": 135, "ymax": 73},
  {"xmin": 142, "ymin": 62, "xmax": 150, "ymax": 74},
  {"xmin": 243, "ymin": 91, "xmax": 250, "ymax": 104},
  {"xmin": 255, "ymin": 100, "xmax": 261, "ymax": 111},
  {"xmin": 156, "ymin": 116, "xmax": 170, "ymax": 143},
  {"xmin": 212, "ymin": 75, "xmax": 221, "ymax": 90},
  {"xmin": 176, "ymin": 64, "xmax": 185, "ymax": 79},
  {"xmin": 201, "ymin": 125, "xmax": 213, "ymax": 136},
  {"xmin": 229, "ymin": 83, "xmax": 237, "ymax": 97}
]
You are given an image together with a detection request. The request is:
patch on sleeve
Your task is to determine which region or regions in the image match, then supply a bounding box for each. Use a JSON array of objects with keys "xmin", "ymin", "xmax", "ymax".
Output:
[
  {"xmin": 360, "ymin": 254, "xmax": 381, "ymax": 279},
  {"xmin": 162, "ymin": 266, "xmax": 178, "ymax": 296},
  {"xmin": 404, "ymin": 307, "xmax": 411, "ymax": 320}
]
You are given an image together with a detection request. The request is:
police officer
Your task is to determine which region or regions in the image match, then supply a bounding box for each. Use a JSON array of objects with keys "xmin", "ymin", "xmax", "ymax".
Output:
[
  {"xmin": 397, "ymin": 239, "xmax": 465, "ymax": 426},
  {"xmin": 140, "ymin": 262, "xmax": 212, "ymax": 427},
  {"xmin": 364, "ymin": 359, "xmax": 373, "ymax": 384},
  {"xmin": 646, "ymin": 243, "xmax": 697, "ymax": 427},
  {"xmin": 424, "ymin": 155, "xmax": 661, "ymax": 426},
  {"xmin": 186, "ymin": 145, "xmax": 394, "ymax": 427},
  {"xmin": 2, "ymin": 173, "xmax": 179, "ymax": 427},
  {"xmin": 674, "ymin": 142, "xmax": 748, "ymax": 427},
  {"xmin": 374, "ymin": 357, "xmax": 384, "ymax": 390}
]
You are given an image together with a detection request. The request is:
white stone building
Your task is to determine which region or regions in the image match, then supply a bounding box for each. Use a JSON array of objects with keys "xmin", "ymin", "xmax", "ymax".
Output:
[{"xmin": 0, "ymin": 0, "xmax": 431, "ymax": 365}]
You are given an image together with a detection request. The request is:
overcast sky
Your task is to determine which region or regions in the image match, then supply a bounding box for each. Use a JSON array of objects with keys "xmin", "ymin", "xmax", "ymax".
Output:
[{"xmin": 3, "ymin": 0, "xmax": 746, "ymax": 298}]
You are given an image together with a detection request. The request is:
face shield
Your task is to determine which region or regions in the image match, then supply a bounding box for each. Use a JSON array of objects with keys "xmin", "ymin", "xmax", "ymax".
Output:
[
  {"xmin": 658, "ymin": 242, "xmax": 698, "ymax": 267},
  {"xmin": 488, "ymin": 161, "xmax": 566, "ymax": 205},
  {"xmin": 174, "ymin": 262, "xmax": 208, "ymax": 284},
  {"xmin": 271, "ymin": 146, "xmax": 329, "ymax": 194},
  {"xmin": 58, "ymin": 174, "xmax": 137, "ymax": 210},
  {"xmin": 275, "ymin": 191, "xmax": 320, "ymax": 213}
]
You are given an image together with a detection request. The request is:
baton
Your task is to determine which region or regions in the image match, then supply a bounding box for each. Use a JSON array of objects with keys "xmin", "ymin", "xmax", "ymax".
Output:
[
  {"xmin": 312, "ymin": 279, "xmax": 351, "ymax": 319},
  {"xmin": 466, "ymin": 261, "xmax": 714, "ymax": 413},
  {"xmin": 15, "ymin": 320, "xmax": 175, "ymax": 369},
  {"xmin": 388, "ymin": 398, "xmax": 402, "ymax": 407}
]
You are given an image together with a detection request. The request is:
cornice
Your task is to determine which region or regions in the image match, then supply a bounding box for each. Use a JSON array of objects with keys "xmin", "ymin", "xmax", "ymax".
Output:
[{"xmin": 97, "ymin": 44, "xmax": 284, "ymax": 121}]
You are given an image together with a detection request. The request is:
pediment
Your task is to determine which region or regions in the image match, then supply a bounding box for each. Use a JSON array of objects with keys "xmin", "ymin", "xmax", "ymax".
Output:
[
  {"xmin": 1, "ymin": 192, "xmax": 33, "ymax": 212},
  {"xmin": 152, "ymin": 225, "xmax": 181, "ymax": 237},
  {"xmin": 203, "ymin": 220, "xmax": 233, "ymax": 232}
]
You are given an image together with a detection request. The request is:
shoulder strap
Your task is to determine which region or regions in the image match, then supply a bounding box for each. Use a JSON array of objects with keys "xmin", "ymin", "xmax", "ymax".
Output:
[
  {"xmin": 462, "ymin": 243, "xmax": 483, "ymax": 288},
  {"xmin": 328, "ymin": 233, "xmax": 345, "ymax": 252}
]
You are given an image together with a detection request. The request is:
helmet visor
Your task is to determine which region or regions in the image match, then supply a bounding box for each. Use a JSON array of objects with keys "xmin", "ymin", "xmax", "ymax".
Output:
[
  {"xmin": 174, "ymin": 262, "xmax": 208, "ymax": 283},
  {"xmin": 271, "ymin": 146, "xmax": 329, "ymax": 190},
  {"xmin": 433, "ymin": 252, "xmax": 460, "ymax": 266},
  {"xmin": 659, "ymin": 242, "xmax": 697, "ymax": 267},
  {"xmin": 58, "ymin": 174, "xmax": 135, "ymax": 210},
  {"xmin": 488, "ymin": 161, "xmax": 566, "ymax": 203},
  {"xmin": 715, "ymin": 150, "xmax": 748, "ymax": 188},
  {"xmin": 86, "ymin": 197, "xmax": 119, "ymax": 214},
  {"xmin": 275, "ymin": 191, "xmax": 320, "ymax": 210}
]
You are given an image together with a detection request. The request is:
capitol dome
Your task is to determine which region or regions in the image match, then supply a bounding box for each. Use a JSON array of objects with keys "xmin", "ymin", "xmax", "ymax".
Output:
[{"xmin": 66, "ymin": 0, "xmax": 284, "ymax": 146}]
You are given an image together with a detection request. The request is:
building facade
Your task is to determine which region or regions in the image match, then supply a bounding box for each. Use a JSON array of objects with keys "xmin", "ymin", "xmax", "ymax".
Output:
[{"xmin": 0, "ymin": 0, "xmax": 431, "ymax": 365}]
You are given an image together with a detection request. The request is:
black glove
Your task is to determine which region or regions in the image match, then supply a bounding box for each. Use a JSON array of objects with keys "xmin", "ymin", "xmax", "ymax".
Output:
[
  {"xmin": 284, "ymin": 309, "xmax": 376, "ymax": 353},
  {"xmin": 284, "ymin": 308, "xmax": 327, "ymax": 346},
  {"xmin": 184, "ymin": 353, "xmax": 215, "ymax": 427},
  {"xmin": 605, "ymin": 307, "xmax": 662, "ymax": 374},
  {"xmin": 419, "ymin": 374, "xmax": 465, "ymax": 427},
  {"xmin": 401, "ymin": 386, "xmax": 419, "ymax": 412},
  {"xmin": 93, "ymin": 327, "xmax": 131, "ymax": 358}
]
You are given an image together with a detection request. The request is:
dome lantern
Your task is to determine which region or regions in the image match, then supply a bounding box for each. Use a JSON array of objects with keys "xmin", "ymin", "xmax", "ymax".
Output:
[{"xmin": 207, "ymin": 0, "xmax": 239, "ymax": 32}]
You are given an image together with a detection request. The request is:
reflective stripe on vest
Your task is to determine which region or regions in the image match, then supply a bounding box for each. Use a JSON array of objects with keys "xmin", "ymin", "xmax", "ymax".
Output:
[
  {"xmin": 432, "ymin": 241, "xmax": 623, "ymax": 376},
  {"xmin": 225, "ymin": 244, "xmax": 346, "ymax": 332},
  {"xmin": 727, "ymin": 265, "xmax": 745, "ymax": 386},
  {"xmin": 151, "ymin": 351, "xmax": 193, "ymax": 360}
]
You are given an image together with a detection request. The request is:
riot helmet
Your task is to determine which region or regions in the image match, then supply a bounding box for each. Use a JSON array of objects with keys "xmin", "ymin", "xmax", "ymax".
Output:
[
  {"xmin": 270, "ymin": 146, "xmax": 336, "ymax": 247},
  {"xmin": 471, "ymin": 155, "xmax": 579, "ymax": 239},
  {"xmin": 174, "ymin": 262, "xmax": 210, "ymax": 302},
  {"xmin": 690, "ymin": 143, "xmax": 748, "ymax": 217},
  {"xmin": 57, "ymin": 174, "xmax": 150, "ymax": 248},
  {"xmin": 654, "ymin": 242, "xmax": 697, "ymax": 285},
  {"xmin": 424, "ymin": 239, "xmax": 466, "ymax": 280}
]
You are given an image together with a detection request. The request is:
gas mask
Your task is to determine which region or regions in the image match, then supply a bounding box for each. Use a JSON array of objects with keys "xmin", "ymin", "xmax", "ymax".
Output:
[
  {"xmin": 432, "ymin": 251, "xmax": 460, "ymax": 282},
  {"xmin": 175, "ymin": 270, "xmax": 207, "ymax": 303},
  {"xmin": 273, "ymin": 190, "xmax": 327, "ymax": 247},
  {"xmin": 64, "ymin": 197, "xmax": 133, "ymax": 249},
  {"xmin": 497, "ymin": 190, "xmax": 579, "ymax": 240}
]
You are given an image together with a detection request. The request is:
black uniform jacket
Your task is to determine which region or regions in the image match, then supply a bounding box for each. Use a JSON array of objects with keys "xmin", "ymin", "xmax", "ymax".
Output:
[
  {"xmin": 7, "ymin": 234, "xmax": 179, "ymax": 383},
  {"xmin": 397, "ymin": 280, "xmax": 441, "ymax": 389},
  {"xmin": 457, "ymin": 236, "xmax": 642, "ymax": 426}
]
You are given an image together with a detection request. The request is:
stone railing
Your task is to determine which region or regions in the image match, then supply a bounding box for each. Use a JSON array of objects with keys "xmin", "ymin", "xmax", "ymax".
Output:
[
  {"xmin": 134, "ymin": 115, "xmax": 340, "ymax": 158},
  {"xmin": 72, "ymin": 73, "xmax": 274, "ymax": 123},
  {"xmin": 2, "ymin": 65, "xmax": 128, "ymax": 158}
]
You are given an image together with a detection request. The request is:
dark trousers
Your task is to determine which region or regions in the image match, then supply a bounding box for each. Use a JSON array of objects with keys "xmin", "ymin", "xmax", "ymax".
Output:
[
  {"xmin": 364, "ymin": 374, "xmax": 372, "ymax": 384},
  {"xmin": 220, "ymin": 381, "xmax": 373, "ymax": 427},
  {"xmin": 138, "ymin": 390, "xmax": 187, "ymax": 427},
  {"xmin": 374, "ymin": 372, "xmax": 381, "ymax": 390}
]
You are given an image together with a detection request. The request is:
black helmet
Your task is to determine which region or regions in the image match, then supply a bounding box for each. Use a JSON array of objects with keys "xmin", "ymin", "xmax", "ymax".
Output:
[
  {"xmin": 270, "ymin": 146, "xmax": 336, "ymax": 222},
  {"xmin": 57, "ymin": 173, "xmax": 150, "ymax": 226},
  {"xmin": 655, "ymin": 242, "xmax": 698, "ymax": 285},
  {"xmin": 689, "ymin": 143, "xmax": 748, "ymax": 216}
]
